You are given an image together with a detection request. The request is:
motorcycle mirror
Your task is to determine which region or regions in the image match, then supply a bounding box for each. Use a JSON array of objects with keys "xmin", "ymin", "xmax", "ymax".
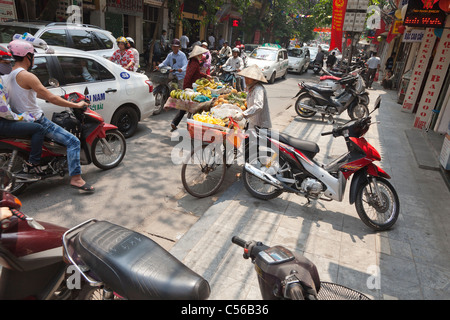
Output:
[{"xmin": 48, "ymin": 78, "xmax": 60, "ymax": 88}]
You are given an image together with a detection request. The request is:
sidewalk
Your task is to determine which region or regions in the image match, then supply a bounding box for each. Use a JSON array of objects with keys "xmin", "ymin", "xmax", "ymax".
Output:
[{"xmin": 169, "ymin": 83, "xmax": 450, "ymax": 300}]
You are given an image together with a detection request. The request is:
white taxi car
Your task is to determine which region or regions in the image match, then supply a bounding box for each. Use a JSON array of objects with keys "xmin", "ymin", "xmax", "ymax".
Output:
[
  {"xmin": 8, "ymin": 46, "xmax": 155, "ymax": 138},
  {"xmin": 246, "ymin": 43, "xmax": 288, "ymax": 83},
  {"xmin": 287, "ymin": 47, "xmax": 310, "ymax": 74}
]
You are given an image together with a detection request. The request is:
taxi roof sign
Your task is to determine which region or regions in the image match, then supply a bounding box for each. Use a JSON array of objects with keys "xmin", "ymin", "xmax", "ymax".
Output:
[{"xmin": 262, "ymin": 43, "xmax": 281, "ymax": 49}]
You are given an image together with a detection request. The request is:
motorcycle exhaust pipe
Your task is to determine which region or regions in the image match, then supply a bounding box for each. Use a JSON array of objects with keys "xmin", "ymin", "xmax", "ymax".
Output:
[
  {"xmin": 297, "ymin": 102, "xmax": 317, "ymax": 112},
  {"xmin": 244, "ymin": 163, "xmax": 284, "ymax": 189}
]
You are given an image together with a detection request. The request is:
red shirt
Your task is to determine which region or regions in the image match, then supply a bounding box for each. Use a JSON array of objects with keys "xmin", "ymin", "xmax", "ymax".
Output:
[
  {"xmin": 111, "ymin": 49, "xmax": 134, "ymax": 71},
  {"xmin": 183, "ymin": 58, "xmax": 208, "ymax": 89}
]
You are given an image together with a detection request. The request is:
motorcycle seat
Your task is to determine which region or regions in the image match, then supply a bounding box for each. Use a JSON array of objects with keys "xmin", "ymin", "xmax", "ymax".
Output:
[
  {"xmin": 305, "ymin": 84, "xmax": 334, "ymax": 96},
  {"xmin": 279, "ymin": 133, "xmax": 320, "ymax": 159},
  {"xmin": 73, "ymin": 221, "xmax": 210, "ymax": 300}
]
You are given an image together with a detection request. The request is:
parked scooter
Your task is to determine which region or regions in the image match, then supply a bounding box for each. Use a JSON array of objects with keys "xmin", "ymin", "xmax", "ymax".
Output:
[
  {"xmin": 231, "ymin": 236, "xmax": 370, "ymax": 300},
  {"xmin": 149, "ymin": 66, "xmax": 179, "ymax": 114},
  {"xmin": 0, "ymin": 85, "xmax": 126, "ymax": 195},
  {"xmin": 242, "ymin": 97, "xmax": 400, "ymax": 231},
  {"xmin": 210, "ymin": 54, "xmax": 228, "ymax": 77},
  {"xmin": 320, "ymin": 68, "xmax": 370, "ymax": 106},
  {"xmin": 294, "ymin": 74, "xmax": 370, "ymax": 122},
  {"xmin": 0, "ymin": 169, "xmax": 210, "ymax": 300},
  {"xmin": 312, "ymin": 61, "xmax": 322, "ymax": 74}
]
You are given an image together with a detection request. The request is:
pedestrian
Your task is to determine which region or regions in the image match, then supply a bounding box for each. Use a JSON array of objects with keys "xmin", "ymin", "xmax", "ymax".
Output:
[
  {"xmin": 160, "ymin": 29, "xmax": 167, "ymax": 51},
  {"xmin": 236, "ymin": 64, "xmax": 272, "ymax": 129},
  {"xmin": 208, "ymin": 33, "xmax": 215, "ymax": 49},
  {"xmin": 126, "ymin": 37, "xmax": 140, "ymax": 72},
  {"xmin": 110, "ymin": 37, "xmax": 135, "ymax": 71},
  {"xmin": 200, "ymin": 42, "xmax": 211, "ymax": 75},
  {"xmin": 157, "ymin": 38, "xmax": 188, "ymax": 90},
  {"xmin": 326, "ymin": 51, "xmax": 337, "ymax": 69},
  {"xmin": 385, "ymin": 52, "xmax": 395, "ymax": 71},
  {"xmin": 180, "ymin": 34, "xmax": 189, "ymax": 53},
  {"xmin": 381, "ymin": 70, "xmax": 394, "ymax": 90},
  {"xmin": 170, "ymin": 45, "xmax": 211, "ymax": 132},
  {"xmin": 366, "ymin": 52, "xmax": 381, "ymax": 88},
  {"xmin": 218, "ymin": 35, "xmax": 224, "ymax": 48}
]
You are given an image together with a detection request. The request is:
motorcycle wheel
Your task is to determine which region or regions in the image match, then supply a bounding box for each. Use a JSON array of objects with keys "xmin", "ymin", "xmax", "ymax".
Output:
[
  {"xmin": 242, "ymin": 150, "xmax": 284, "ymax": 200},
  {"xmin": 181, "ymin": 144, "xmax": 227, "ymax": 198},
  {"xmin": 355, "ymin": 177, "xmax": 400, "ymax": 231},
  {"xmin": 348, "ymin": 104, "xmax": 369, "ymax": 120},
  {"xmin": 91, "ymin": 129, "xmax": 126, "ymax": 170},
  {"xmin": 0, "ymin": 149, "xmax": 28, "ymax": 195},
  {"xmin": 153, "ymin": 92, "xmax": 167, "ymax": 115},
  {"xmin": 360, "ymin": 93, "xmax": 370, "ymax": 106},
  {"xmin": 295, "ymin": 94, "xmax": 317, "ymax": 118}
]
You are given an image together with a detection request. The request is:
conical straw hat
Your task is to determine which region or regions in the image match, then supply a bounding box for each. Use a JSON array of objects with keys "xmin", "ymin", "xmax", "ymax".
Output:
[
  {"xmin": 237, "ymin": 64, "xmax": 268, "ymax": 83},
  {"xmin": 188, "ymin": 45, "xmax": 208, "ymax": 59}
]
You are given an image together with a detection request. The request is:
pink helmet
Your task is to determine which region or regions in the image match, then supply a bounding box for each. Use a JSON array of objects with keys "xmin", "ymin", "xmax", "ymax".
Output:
[{"xmin": 8, "ymin": 40, "xmax": 35, "ymax": 57}]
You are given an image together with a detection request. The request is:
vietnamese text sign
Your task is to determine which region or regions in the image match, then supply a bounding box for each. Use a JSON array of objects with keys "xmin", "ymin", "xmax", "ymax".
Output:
[
  {"xmin": 330, "ymin": 0, "xmax": 348, "ymax": 51},
  {"xmin": 414, "ymin": 19, "xmax": 450, "ymax": 129},
  {"xmin": 403, "ymin": 29, "xmax": 425, "ymax": 42},
  {"xmin": 0, "ymin": 0, "xmax": 17, "ymax": 22},
  {"xmin": 402, "ymin": 28, "xmax": 436, "ymax": 112}
]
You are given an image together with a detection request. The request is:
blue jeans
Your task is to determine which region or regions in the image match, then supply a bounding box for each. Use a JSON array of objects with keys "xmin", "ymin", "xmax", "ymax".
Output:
[
  {"xmin": 0, "ymin": 118, "xmax": 46, "ymax": 164},
  {"xmin": 36, "ymin": 116, "xmax": 81, "ymax": 176}
]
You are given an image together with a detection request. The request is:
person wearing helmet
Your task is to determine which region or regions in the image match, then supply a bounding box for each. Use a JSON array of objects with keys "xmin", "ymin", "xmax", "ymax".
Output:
[
  {"xmin": 126, "ymin": 37, "xmax": 140, "ymax": 72},
  {"xmin": 4, "ymin": 40, "xmax": 94, "ymax": 192},
  {"xmin": 110, "ymin": 37, "xmax": 135, "ymax": 71},
  {"xmin": 222, "ymin": 47, "xmax": 244, "ymax": 72},
  {"xmin": 0, "ymin": 44, "xmax": 46, "ymax": 176},
  {"xmin": 199, "ymin": 42, "xmax": 211, "ymax": 75}
]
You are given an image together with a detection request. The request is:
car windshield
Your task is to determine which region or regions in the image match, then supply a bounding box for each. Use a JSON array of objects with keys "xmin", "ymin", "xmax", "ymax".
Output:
[
  {"xmin": 288, "ymin": 49, "xmax": 303, "ymax": 58},
  {"xmin": 250, "ymin": 48, "xmax": 277, "ymax": 61},
  {"xmin": 308, "ymin": 48, "xmax": 318, "ymax": 59},
  {"xmin": 0, "ymin": 25, "xmax": 40, "ymax": 43}
]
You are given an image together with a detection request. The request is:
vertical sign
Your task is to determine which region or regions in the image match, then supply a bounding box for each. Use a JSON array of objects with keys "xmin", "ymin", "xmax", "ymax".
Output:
[
  {"xmin": 413, "ymin": 18, "xmax": 450, "ymax": 129},
  {"xmin": 330, "ymin": 0, "xmax": 348, "ymax": 51},
  {"xmin": 0, "ymin": 0, "xmax": 17, "ymax": 22},
  {"xmin": 402, "ymin": 28, "xmax": 436, "ymax": 112}
]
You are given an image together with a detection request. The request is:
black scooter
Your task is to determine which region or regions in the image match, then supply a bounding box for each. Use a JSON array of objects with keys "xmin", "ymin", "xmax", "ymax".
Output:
[{"xmin": 294, "ymin": 75, "xmax": 369, "ymax": 122}]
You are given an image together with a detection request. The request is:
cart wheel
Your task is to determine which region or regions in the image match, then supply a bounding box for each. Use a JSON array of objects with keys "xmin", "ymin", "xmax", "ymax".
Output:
[{"xmin": 181, "ymin": 144, "xmax": 227, "ymax": 198}]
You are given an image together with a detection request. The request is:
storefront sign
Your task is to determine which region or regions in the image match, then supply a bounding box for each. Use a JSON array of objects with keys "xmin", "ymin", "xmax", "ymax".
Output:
[
  {"xmin": 402, "ymin": 28, "xmax": 436, "ymax": 112},
  {"xmin": 330, "ymin": 0, "xmax": 348, "ymax": 51},
  {"xmin": 0, "ymin": 0, "xmax": 17, "ymax": 22},
  {"xmin": 413, "ymin": 18, "xmax": 450, "ymax": 129},
  {"xmin": 107, "ymin": 0, "xmax": 143, "ymax": 17},
  {"xmin": 403, "ymin": 29, "xmax": 425, "ymax": 42},
  {"xmin": 404, "ymin": 0, "xmax": 446, "ymax": 28},
  {"xmin": 392, "ymin": 20, "xmax": 403, "ymax": 34}
]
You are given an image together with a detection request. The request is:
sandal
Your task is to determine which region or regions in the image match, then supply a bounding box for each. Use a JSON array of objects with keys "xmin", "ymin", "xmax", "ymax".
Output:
[
  {"xmin": 25, "ymin": 161, "xmax": 45, "ymax": 176},
  {"xmin": 71, "ymin": 183, "xmax": 95, "ymax": 193}
]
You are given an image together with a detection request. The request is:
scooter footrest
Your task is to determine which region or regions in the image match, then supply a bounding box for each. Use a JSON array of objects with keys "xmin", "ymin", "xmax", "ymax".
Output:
[{"xmin": 73, "ymin": 221, "xmax": 210, "ymax": 300}]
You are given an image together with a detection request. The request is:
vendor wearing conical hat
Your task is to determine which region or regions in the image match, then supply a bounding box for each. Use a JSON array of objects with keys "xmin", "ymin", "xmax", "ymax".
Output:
[
  {"xmin": 171, "ymin": 45, "xmax": 212, "ymax": 131},
  {"xmin": 237, "ymin": 64, "xmax": 272, "ymax": 129}
]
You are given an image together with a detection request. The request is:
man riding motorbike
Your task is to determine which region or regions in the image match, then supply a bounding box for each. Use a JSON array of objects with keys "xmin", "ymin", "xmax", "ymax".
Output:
[{"xmin": 4, "ymin": 39, "xmax": 94, "ymax": 193}]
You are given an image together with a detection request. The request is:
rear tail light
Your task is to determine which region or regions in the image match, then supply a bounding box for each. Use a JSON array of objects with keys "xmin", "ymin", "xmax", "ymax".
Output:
[{"xmin": 145, "ymin": 80, "xmax": 153, "ymax": 93}]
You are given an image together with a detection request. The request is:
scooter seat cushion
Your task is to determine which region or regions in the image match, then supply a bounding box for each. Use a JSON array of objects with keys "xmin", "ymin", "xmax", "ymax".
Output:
[
  {"xmin": 73, "ymin": 221, "xmax": 210, "ymax": 300},
  {"xmin": 279, "ymin": 133, "xmax": 320, "ymax": 159}
]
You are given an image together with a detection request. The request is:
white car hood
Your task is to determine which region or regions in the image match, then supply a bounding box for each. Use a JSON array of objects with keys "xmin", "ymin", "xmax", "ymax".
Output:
[
  {"xmin": 247, "ymin": 57, "xmax": 273, "ymax": 70},
  {"xmin": 288, "ymin": 57, "xmax": 302, "ymax": 64}
]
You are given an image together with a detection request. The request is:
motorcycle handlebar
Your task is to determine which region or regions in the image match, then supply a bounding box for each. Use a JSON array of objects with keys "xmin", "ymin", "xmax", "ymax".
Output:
[
  {"xmin": 321, "ymin": 131, "xmax": 333, "ymax": 136},
  {"xmin": 231, "ymin": 236, "xmax": 247, "ymax": 248}
]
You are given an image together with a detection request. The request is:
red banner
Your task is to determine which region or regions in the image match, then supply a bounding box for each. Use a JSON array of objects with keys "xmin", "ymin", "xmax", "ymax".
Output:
[{"xmin": 330, "ymin": 0, "xmax": 348, "ymax": 52}]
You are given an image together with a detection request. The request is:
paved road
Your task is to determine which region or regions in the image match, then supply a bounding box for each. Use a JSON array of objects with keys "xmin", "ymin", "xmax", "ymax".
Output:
[{"xmin": 17, "ymin": 69, "xmax": 320, "ymax": 250}]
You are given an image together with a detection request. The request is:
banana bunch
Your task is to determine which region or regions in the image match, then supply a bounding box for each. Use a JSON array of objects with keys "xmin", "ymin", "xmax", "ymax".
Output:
[
  {"xmin": 170, "ymin": 89, "xmax": 205, "ymax": 101},
  {"xmin": 193, "ymin": 111, "xmax": 226, "ymax": 127},
  {"xmin": 197, "ymin": 88, "xmax": 212, "ymax": 99},
  {"xmin": 195, "ymin": 78, "xmax": 220, "ymax": 89}
]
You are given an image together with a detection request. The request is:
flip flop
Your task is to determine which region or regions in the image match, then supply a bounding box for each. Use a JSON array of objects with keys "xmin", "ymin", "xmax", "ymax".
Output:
[{"xmin": 71, "ymin": 183, "xmax": 95, "ymax": 193}]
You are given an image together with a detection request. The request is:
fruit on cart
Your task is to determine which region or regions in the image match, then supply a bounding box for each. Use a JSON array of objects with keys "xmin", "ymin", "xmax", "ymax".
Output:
[{"xmin": 193, "ymin": 111, "xmax": 226, "ymax": 127}]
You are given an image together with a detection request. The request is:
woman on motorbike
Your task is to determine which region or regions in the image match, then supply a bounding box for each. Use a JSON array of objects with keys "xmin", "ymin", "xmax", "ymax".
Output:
[
  {"xmin": 0, "ymin": 45, "xmax": 46, "ymax": 175},
  {"xmin": 110, "ymin": 37, "xmax": 135, "ymax": 71}
]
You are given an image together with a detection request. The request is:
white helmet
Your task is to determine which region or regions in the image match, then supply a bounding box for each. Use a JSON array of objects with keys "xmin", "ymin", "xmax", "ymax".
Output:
[{"xmin": 126, "ymin": 37, "xmax": 134, "ymax": 44}]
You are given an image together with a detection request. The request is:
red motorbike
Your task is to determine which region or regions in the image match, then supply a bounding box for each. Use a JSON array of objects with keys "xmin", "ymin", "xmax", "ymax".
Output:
[
  {"xmin": 0, "ymin": 169, "xmax": 211, "ymax": 300},
  {"xmin": 243, "ymin": 96, "xmax": 400, "ymax": 231},
  {"xmin": 0, "ymin": 88, "xmax": 126, "ymax": 195}
]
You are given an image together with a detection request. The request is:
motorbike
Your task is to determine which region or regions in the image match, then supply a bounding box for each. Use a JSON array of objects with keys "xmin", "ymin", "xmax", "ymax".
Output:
[
  {"xmin": 0, "ymin": 85, "xmax": 126, "ymax": 195},
  {"xmin": 242, "ymin": 96, "xmax": 400, "ymax": 231},
  {"xmin": 149, "ymin": 66, "xmax": 179, "ymax": 115},
  {"xmin": 219, "ymin": 66, "xmax": 244, "ymax": 92},
  {"xmin": 312, "ymin": 61, "xmax": 323, "ymax": 75},
  {"xmin": 0, "ymin": 169, "xmax": 210, "ymax": 300},
  {"xmin": 210, "ymin": 54, "xmax": 228, "ymax": 77},
  {"xmin": 294, "ymin": 74, "xmax": 370, "ymax": 122},
  {"xmin": 320, "ymin": 68, "xmax": 370, "ymax": 106},
  {"xmin": 231, "ymin": 236, "xmax": 370, "ymax": 300}
]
